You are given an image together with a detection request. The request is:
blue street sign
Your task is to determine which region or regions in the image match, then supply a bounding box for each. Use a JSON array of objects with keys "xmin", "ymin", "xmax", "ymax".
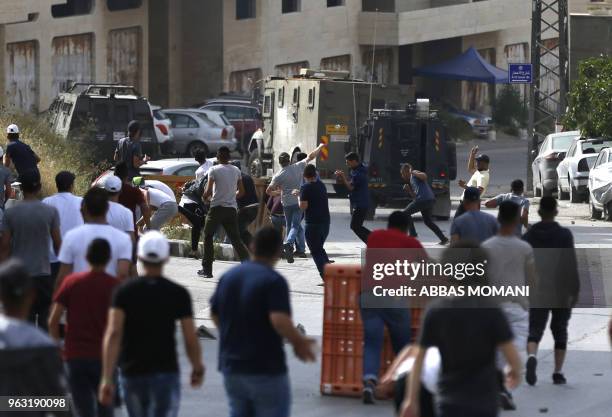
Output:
[{"xmin": 508, "ymin": 63, "xmax": 533, "ymax": 84}]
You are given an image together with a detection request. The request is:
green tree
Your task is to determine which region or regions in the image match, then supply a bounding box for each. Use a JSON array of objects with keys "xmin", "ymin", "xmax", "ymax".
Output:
[{"xmin": 563, "ymin": 56, "xmax": 612, "ymax": 138}]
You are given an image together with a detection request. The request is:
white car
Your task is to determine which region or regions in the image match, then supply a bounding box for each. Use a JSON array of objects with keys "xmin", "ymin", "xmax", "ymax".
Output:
[
  {"xmin": 557, "ymin": 137, "xmax": 612, "ymax": 202},
  {"xmin": 588, "ymin": 147, "xmax": 612, "ymax": 220},
  {"xmin": 151, "ymin": 105, "xmax": 174, "ymax": 155},
  {"xmin": 182, "ymin": 108, "xmax": 237, "ymax": 140},
  {"xmin": 93, "ymin": 158, "xmax": 201, "ymax": 188}
]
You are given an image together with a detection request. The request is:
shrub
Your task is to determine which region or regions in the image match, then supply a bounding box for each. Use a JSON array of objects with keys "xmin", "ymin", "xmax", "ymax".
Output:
[
  {"xmin": 494, "ymin": 85, "xmax": 527, "ymax": 129},
  {"xmin": 0, "ymin": 110, "xmax": 102, "ymax": 197}
]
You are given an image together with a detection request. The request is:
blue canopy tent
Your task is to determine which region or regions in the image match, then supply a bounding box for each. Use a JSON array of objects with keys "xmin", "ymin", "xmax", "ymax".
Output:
[{"xmin": 413, "ymin": 47, "xmax": 509, "ymax": 83}]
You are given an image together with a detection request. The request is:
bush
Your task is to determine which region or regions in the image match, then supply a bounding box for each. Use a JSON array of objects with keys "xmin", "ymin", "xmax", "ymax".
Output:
[
  {"xmin": 0, "ymin": 110, "xmax": 102, "ymax": 197},
  {"xmin": 494, "ymin": 85, "xmax": 527, "ymax": 129},
  {"xmin": 564, "ymin": 56, "xmax": 612, "ymax": 138}
]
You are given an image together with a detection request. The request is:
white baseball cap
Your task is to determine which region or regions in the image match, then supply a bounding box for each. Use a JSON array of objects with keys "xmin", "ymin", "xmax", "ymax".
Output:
[
  {"xmin": 104, "ymin": 175, "xmax": 122, "ymax": 193},
  {"xmin": 138, "ymin": 231, "xmax": 170, "ymax": 264},
  {"xmin": 6, "ymin": 124, "xmax": 19, "ymax": 134}
]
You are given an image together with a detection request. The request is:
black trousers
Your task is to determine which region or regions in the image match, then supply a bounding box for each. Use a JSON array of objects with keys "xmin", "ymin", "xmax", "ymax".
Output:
[
  {"xmin": 528, "ymin": 308, "xmax": 572, "ymax": 350},
  {"xmin": 29, "ymin": 275, "xmax": 55, "ymax": 331},
  {"xmin": 404, "ymin": 199, "xmax": 446, "ymax": 241},
  {"xmin": 237, "ymin": 204, "xmax": 259, "ymax": 249},
  {"xmin": 350, "ymin": 206, "xmax": 371, "ymax": 244},
  {"xmin": 179, "ymin": 203, "xmax": 206, "ymax": 251},
  {"xmin": 453, "ymin": 201, "xmax": 466, "ymax": 220}
]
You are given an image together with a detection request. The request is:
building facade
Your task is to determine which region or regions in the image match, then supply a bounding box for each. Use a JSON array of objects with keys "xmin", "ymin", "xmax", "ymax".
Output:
[{"xmin": 0, "ymin": 0, "xmax": 223, "ymax": 113}]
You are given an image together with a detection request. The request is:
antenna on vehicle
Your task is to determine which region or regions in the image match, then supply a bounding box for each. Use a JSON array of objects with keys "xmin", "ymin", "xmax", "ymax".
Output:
[{"xmin": 367, "ymin": 8, "xmax": 379, "ymax": 117}]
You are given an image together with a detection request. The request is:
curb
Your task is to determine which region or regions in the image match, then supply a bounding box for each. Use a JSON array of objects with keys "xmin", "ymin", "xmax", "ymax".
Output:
[{"xmin": 168, "ymin": 239, "xmax": 240, "ymax": 261}]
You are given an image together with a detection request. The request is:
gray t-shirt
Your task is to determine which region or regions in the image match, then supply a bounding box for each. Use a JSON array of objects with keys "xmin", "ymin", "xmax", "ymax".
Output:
[
  {"xmin": 1, "ymin": 200, "xmax": 59, "ymax": 277},
  {"xmin": 450, "ymin": 210, "xmax": 498, "ymax": 243},
  {"xmin": 208, "ymin": 164, "xmax": 242, "ymax": 209},
  {"xmin": 494, "ymin": 193, "xmax": 530, "ymax": 236},
  {"xmin": 0, "ymin": 166, "xmax": 13, "ymax": 208},
  {"xmin": 270, "ymin": 159, "xmax": 307, "ymax": 207}
]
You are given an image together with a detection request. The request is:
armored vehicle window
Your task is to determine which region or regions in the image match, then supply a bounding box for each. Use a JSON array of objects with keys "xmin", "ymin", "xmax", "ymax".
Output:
[{"xmin": 278, "ymin": 87, "xmax": 285, "ymax": 108}]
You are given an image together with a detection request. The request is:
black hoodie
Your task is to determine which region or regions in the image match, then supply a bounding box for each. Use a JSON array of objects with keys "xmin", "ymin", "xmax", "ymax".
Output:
[{"xmin": 523, "ymin": 221, "xmax": 580, "ymax": 306}]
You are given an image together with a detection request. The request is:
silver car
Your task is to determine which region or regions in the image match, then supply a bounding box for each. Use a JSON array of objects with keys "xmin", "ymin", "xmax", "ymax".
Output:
[
  {"xmin": 163, "ymin": 109, "xmax": 238, "ymax": 157},
  {"xmin": 166, "ymin": 108, "xmax": 236, "ymax": 141}
]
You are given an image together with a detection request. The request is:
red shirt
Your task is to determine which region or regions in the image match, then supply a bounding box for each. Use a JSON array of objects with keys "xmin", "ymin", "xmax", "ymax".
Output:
[
  {"xmin": 54, "ymin": 271, "xmax": 118, "ymax": 360},
  {"xmin": 119, "ymin": 183, "xmax": 145, "ymax": 217},
  {"xmin": 367, "ymin": 228, "xmax": 424, "ymax": 249}
]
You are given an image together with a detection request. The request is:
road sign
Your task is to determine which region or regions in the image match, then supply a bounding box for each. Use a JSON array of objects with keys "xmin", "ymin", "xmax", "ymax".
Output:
[{"xmin": 508, "ymin": 63, "xmax": 533, "ymax": 84}]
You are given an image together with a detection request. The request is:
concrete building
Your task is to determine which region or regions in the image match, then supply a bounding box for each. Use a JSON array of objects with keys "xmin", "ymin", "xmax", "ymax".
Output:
[
  {"xmin": 0, "ymin": 0, "xmax": 223, "ymax": 113},
  {"xmin": 223, "ymin": 0, "xmax": 575, "ymax": 115}
]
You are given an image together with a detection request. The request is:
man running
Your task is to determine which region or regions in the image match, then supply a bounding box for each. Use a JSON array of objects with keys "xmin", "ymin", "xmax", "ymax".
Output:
[
  {"xmin": 485, "ymin": 179, "xmax": 530, "ymax": 236},
  {"xmin": 455, "ymin": 146, "xmax": 490, "ymax": 219},
  {"xmin": 199, "ymin": 146, "xmax": 249, "ymax": 278},
  {"xmin": 3, "ymin": 124, "xmax": 41, "ymax": 176},
  {"xmin": 450, "ymin": 187, "xmax": 498, "ymax": 244},
  {"xmin": 99, "ymin": 231, "xmax": 204, "ymax": 416},
  {"xmin": 522, "ymin": 196, "xmax": 580, "ymax": 386},
  {"xmin": 266, "ymin": 144, "xmax": 325, "ymax": 263},
  {"xmin": 400, "ymin": 163, "xmax": 448, "ymax": 245},
  {"xmin": 335, "ymin": 152, "xmax": 371, "ymax": 244},
  {"xmin": 114, "ymin": 120, "xmax": 149, "ymax": 180}
]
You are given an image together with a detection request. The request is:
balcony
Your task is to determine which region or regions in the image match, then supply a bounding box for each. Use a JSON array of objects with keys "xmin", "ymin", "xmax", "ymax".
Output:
[{"xmin": 358, "ymin": 0, "xmax": 529, "ymax": 45}]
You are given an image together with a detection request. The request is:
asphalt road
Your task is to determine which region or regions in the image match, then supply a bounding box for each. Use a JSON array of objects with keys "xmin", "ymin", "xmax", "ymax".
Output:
[{"xmin": 144, "ymin": 136, "xmax": 612, "ymax": 417}]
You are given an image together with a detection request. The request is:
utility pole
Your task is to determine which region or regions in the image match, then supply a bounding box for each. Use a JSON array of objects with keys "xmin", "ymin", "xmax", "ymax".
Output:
[{"xmin": 527, "ymin": 0, "xmax": 569, "ymax": 193}]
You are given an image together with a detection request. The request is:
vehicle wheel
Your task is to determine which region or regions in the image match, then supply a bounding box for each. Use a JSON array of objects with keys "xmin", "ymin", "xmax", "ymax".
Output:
[
  {"xmin": 248, "ymin": 150, "xmax": 264, "ymax": 178},
  {"xmin": 590, "ymin": 200, "xmax": 603, "ymax": 220},
  {"xmin": 187, "ymin": 142, "xmax": 209, "ymax": 158},
  {"xmin": 533, "ymin": 179, "xmax": 542, "ymax": 197},
  {"xmin": 569, "ymin": 183, "xmax": 582, "ymax": 203},
  {"xmin": 604, "ymin": 202, "xmax": 612, "ymax": 221},
  {"xmin": 557, "ymin": 182, "xmax": 569, "ymax": 200}
]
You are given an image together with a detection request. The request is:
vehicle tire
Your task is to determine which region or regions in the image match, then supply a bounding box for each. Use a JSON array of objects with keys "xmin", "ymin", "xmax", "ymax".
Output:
[
  {"xmin": 590, "ymin": 200, "xmax": 603, "ymax": 220},
  {"xmin": 603, "ymin": 202, "xmax": 612, "ymax": 221},
  {"xmin": 569, "ymin": 183, "xmax": 582, "ymax": 203},
  {"xmin": 533, "ymin": 178, "xmax": 542, "ymax": 197},
  {"xmin": 248, "ymin": 150, "xmax": 264, "ymax": 178},
  {"xmin": 557, "ymin": 182, "xmax": 569, "ymax": 200},
  {"xmin": 187, "ymin": 142, "xmax": 209, "ymax": 158}
]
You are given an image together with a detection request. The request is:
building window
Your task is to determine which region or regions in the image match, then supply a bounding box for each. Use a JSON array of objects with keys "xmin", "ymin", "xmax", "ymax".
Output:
[
  {"xmin": 236, "ymin": 0, "xmax": 256, "ymax": 19},
  {"xmin": 282, "ymin": 0, "xmax": 301, "ymax": 14},
  {"xmin": 328, "ymin": 0, "xmax": 345, "ymax": 6},
  {"xmin": 229, "ymin": 68, "xmax": 262, "ymax": 94},
  {"xmin": 362, "ymin": 0, "xmax": 395, "ymax": 12},
  {"xmin": 276, "ymin": 61, "xmax": 309, "ymax": 78},
  {"xmin": 320, "ymin": 55, "xmax": 351, "ymax": 72},
  {"xmin": 51, "ymin": 0, "xmax": 92, "ymax": 17},
  {"xmin": 107, "ymin": 0, "xmax": 142, "ymax": 11}
]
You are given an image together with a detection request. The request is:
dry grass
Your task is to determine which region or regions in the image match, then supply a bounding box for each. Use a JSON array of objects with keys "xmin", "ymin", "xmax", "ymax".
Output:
[{"xmin": 0, "ymin": 110, "xmax": 103, "ymax": 197}]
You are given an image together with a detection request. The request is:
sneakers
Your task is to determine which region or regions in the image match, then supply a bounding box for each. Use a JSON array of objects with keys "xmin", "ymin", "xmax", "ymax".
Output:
[
  {"xmin": 526, "ymin": 356, "xmax": 538, "ymax": 386},
  {"xmin": 197, "ymin": 269, "xmax": 213, "ymax": 278},
  {"xmin": 552, "ymin": 373, "xmax": 567, "ymax": 385},
  {"xmin": 499, "ymin": 390, "xmax": 516, "ymax": 411},
  {"xmin": 362, "ymin": 379, "xmax": 376, "ymax": 405},
  {"xmin": 294, "ymin": 252, "xmax": 308, "ymax": 258},
  {"xmin": 438, "ymin": 237, "xmax": 450, "ymax": 246},
  {"xmin": 284, "ymin": 243, "xmax": 294, "ymax": 263}
]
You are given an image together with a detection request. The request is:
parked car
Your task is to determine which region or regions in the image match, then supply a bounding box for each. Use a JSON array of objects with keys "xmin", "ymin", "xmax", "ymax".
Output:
[
  {"xmin": 151, "ymin": 105, "xmax": 174, "ymax": 155},
  {"xmin": 588, "ymin": 147, "xmax": 612, "ymax": 219},
  {"xmin": 93, "ymin": 158, "xmax": 201, "ymax": 188},
  {"xmin": 163, "ymin": 109, "xmax": 238, "ymax": 157},
  {"xmin": 442, "ymin": 103, "xmax": 493, "ymax": 137},
  {"xmin": 200, "ymin": 99, "xmax": 262, "ymax": 154},
  {"xmin": 531, "ymin": 131, "xmax": 579, "ymax": 197},
  {"xmin": 165, "ymin": 108, "xmax": 236, "ymax": 141},
  {"xmin": 557, "ymin": 137, "xmax": 612, "ymax": 202}
]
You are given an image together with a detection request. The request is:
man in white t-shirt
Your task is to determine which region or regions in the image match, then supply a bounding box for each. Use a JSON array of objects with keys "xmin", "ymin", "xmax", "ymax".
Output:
[
  {"xmin": 482, "ymin": 200, "xmax": 537, "ymax": 411},
  {"xmin": 199, "ymin": 146, "xmax": 249, "ymax": 278},
  {"xmin": 42, "ymin": 171, "xmax": 84, "ymax": 279},
  {"xmin": 56, "ymin": 188, "xmax": 133, "ymax": 288},
  {"xmin": 102, "ymin": 175, "xmax": 135, "ymax": 243},
  {"xmin": 194, "ymin": 148, "xmax": 214, "ymax": 180},
  {"xmin": 141, "ymin": 185, "xmax": 178, "ymax": 231},
  {"xmin": 455, "ymin": 146, "xmax": 490, "ymax": 219}
]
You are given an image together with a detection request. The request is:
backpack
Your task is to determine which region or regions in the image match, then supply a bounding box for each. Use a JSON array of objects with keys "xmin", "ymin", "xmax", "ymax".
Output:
[{"xmin": 183, "ymin": 174, "xmax": 208, "ymax": 206}]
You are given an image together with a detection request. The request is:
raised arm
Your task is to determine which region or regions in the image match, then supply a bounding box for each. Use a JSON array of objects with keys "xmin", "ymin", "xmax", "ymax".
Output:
[
  {"xmin": 468, "ymin": 146, "xmax": 478, "ymax": 174},
  {"xmin": 306, "ymin": 143, "xmax": 326, "ymax": 163}
]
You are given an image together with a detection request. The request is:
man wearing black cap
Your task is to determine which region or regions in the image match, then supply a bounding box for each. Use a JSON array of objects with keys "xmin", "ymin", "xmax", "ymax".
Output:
[
  {"xmin": 0, "ymin": 170, "xmax": 62, "ymax": 330},
  {"xmin": 455, "ymin": 145, "xmax": 490, "ymax": 219},
  {"xmin": 450, "ymin": 186, "xmax": 498, "ymax": 244},
  {"xmin": 114, "ymin": 120, "xmax": 149, "ymax": 181}
]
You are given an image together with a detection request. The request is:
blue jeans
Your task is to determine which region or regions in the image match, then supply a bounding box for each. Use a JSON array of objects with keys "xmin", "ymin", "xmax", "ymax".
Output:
[
  {"xmin": 223, "ymin": 373, "xmax": 291, "ymax": 417},
  {"xmin": 361, "ymin": 308, "xmax": 411, "ymax": 381},
  {"xmin": 120, "ymin": 372, "xmax": 180, "ymax": 417},
  {"xmin": 66, "ymin": 359, "xmax": 113, "ymax": 417},
  {"xmin": 283, "ymin": 204, "xmax": 305, "ymax": 253},
  {"xmin": 304, "ymin": 223, "xmax": 330, "ymax": 277}
]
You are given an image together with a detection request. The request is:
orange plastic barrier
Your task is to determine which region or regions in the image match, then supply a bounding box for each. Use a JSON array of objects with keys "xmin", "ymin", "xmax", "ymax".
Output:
[{"xmin": 320, "ymin": 264, "xmax": 422, "ymax": 397}]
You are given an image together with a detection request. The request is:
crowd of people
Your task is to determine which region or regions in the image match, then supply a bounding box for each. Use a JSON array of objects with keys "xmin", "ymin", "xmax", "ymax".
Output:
[{"xmin": 0, "ymin": 118, "xmax": 605, "ymax": 417}]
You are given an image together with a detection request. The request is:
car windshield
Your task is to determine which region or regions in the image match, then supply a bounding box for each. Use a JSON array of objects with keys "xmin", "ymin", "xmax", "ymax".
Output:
[
  {"xmin": 551, "ymin": 135, "xmax": 577, "ymax": 150},
  {"xmin": 581, "ymin": 140, "xmax": 612, "ymax": 154}
]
